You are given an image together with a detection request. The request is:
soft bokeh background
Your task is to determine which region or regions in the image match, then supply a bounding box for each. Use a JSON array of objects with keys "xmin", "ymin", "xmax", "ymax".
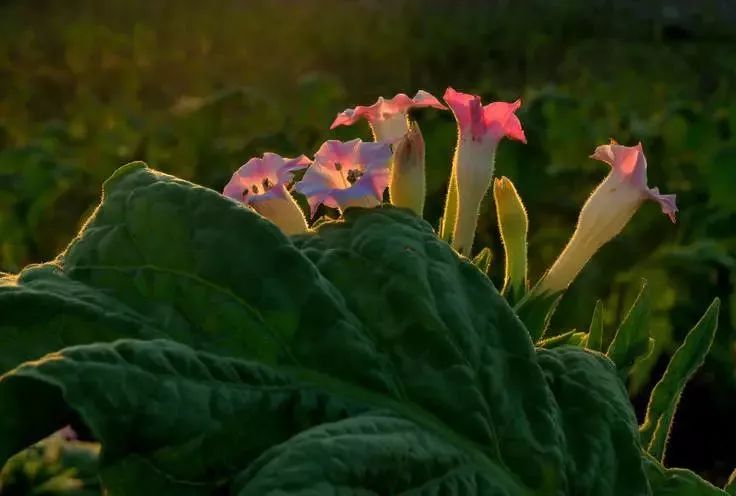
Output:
[{"xmin": 1, "ymin": 0, "xmax": 735, "ymax": 484}]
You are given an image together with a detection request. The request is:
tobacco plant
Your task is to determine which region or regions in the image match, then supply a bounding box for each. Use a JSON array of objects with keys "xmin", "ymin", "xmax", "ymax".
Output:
[{"xmin": 0, "ymin": 88, "xmax": 732, "ymax": 495}]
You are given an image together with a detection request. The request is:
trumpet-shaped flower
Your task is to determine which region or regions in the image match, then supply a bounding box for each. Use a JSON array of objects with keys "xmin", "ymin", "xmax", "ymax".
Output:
[
  {"xmin": 537, "ymin": 141, "xmax": 677, "ymax": 294},
  {"xmin": 442, "ymin": 87, "xmax": 526, "ymax": 255},
  {"xmin": 330, "ymin": 90, "xmax": 446, "ymax": 143},
  {"xmin": 295, "ymin": 139, "xmax": 392, "ymax": 217},
  {"xmin": 223, "ymin": 153, "xmax": 310, "ymax": 235}
]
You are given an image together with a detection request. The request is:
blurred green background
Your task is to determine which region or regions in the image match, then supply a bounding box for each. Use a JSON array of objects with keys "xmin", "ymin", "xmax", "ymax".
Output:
[{"xmin": 1, "ymin": 0, "xmax": 734, "ymax": 485}]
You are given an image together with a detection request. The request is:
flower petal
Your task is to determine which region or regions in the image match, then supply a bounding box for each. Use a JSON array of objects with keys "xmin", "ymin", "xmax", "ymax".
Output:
[
  {"xmin": 592, "ymin": 141, "xmax": 648, "ymax": 189},
  {"xmin": 590, "ymin": 143, "xmax": 616, "ymax": 165},
  {"xmin": 315, "ymin": 138, "xmax": 362, "ymax": 164},
  {"xmin": 356, "ymin": 141, "xmax": 392, "ymax": 170},
  {"xmin": 330, "ymin": 91, "xmax": 445, "ymax": 130},
  {"xmin": 295, "ymin": 139, "xmax": 390, "ymax": 216},
  {"xmin": 412, "ymin": 90, "xmax": 447, "ymax": 110},
  {"xmin": 443, "ymin": 87, "xmax": 479, "ymax": 134},
  {"xmin": 648, "ymin": 187, "xmax": 678, "ymax": 223},
  {"xmin": 483, "ymin": 100, "xmax": 525, "ymax": 143},
  {"xmin": 223, "ymin": 153, "xmax": 309, "ymax": 205}
]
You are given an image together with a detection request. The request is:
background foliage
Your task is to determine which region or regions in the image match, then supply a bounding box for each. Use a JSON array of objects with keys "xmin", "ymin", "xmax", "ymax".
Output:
[{"xmin": 1, "ymin": 0, "xmax": 734, "ymax": 485}]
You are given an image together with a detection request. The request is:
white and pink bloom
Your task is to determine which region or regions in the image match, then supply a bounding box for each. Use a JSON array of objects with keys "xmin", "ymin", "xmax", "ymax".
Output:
[
  {"xmin": 294, "ymin": 139, "xmax": 392, "ymax": 217},
  {"xmin": 442, "ymin": 87, "xmax": 526, "ymax": 255},
  {"xmin": 537, "ymin": 141, "xmax": 677, "ymax": 294},
  {"xmin": 330, "ymin": 90, "xmax": 446, "ymax": 143},
  {"xmin": 223, "ymin": 153, "xmax": 310, "ymax": 235}
]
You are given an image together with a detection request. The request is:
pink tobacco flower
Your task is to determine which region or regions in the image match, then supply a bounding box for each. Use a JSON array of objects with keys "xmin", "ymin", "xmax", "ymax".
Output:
[
  {"xmin": 443, "ymin": 87, "xmax": 526, "ymax": 144},
  {"xmin": 589, "ymin": 141, "xmax": 678, "ymax": 222},
  {"xmin": 223, "ymin": 153, "xmax": 310, "ymax": 234},
  {"xmin": 537, "ymin": 141, "xmax": 677, "ymax": 294},
  {"xmin": 330, "ymin": 90, "xmax": 446, "ymax": 143},
  {"xmin": 294, "ymin": 138, "xmax": 392, "ymax": 217},
  {"xmin": 441, "ymin": 87, "xmax": 526, "ymax": 255}
]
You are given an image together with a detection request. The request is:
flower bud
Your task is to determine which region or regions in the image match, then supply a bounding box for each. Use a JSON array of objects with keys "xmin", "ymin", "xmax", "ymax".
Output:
[
  {"xmin": 390, "ymin": 120, "xmax": 426, "ymax": 216},
  {"xmin": 493, "ymin": 176, "xmax": 528, "ymax": 302}
]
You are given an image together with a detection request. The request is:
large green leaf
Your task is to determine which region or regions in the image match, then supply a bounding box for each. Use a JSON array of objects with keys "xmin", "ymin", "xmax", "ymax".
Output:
[
  {"xmin": 0, "ymin": 263, "xmax": 161, "ymax": 375},
  {"xmin": 232, "ymin": 412, "xmax": 518, "ymax": 495},
  {"xmin": 640, "ymin": 298, "xmax": 721, "ymax": 461},
  {"xmin": 292, "ymin": 206, "xmax": 567, "ymax": 491},
  {"xmin": 536, "ymin": 346, "xmax": 649, "ymax": 495},
  {"xmin": 59, "ymin": 162, "xmax": 377, "ymax": 375},
  {"xmin": 0, "ymin": 339, "xmax": 368, "ymax": 495}
]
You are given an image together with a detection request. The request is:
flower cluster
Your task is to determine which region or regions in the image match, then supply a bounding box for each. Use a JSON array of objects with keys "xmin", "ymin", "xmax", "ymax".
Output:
[{"xmin": 223, "ymin": 86, "xmax": 677, "ymax": 299}]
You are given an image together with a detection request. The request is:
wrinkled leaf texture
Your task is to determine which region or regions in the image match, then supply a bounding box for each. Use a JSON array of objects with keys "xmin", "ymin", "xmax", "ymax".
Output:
[{"xmin": 0, "ymin": 163, "xmax": 724, "ymax": 495}]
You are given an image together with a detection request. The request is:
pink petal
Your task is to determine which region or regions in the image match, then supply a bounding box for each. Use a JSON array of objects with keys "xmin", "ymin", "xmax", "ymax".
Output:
[
  {"xmin": 590, "ymin": 143, "xmax": 616, "ymax": 165},
  {"xmin": 223, "ymin": 153, "xmax": 309, "ymax": 205},
  {"xmin": 330, "ymin": 91, "xmax": 446, "ymax": 130},
  {"xmin": 443, "ymin": 87, "xmax": 479, "ymax": 134},
  {"xmin": 329, "ymin": 98, "xmax": 389, "ymax": 129},
  {"xmin": 444, "ymin": 87, "xmax": 524, "ymax": 142},
  {"xmin": 295, "ymin": 139, "xmax": 390, "ymax": 217},
  {"xmin": 331, "ymin": 177, "xmax": 383, "ymax": 206},
  {"xmin": 315, "ymin": 139, "xmax": 362, "ymax": 165},
  {"xmin": 591, "ymin": 141, "xmax": 677, "ymax": 222},
  {"xmin": 483, "ymin": 100, "xmax": 525, "ymax": 143},
  {"xmin": 355, "ymin": 141, "xmax": 392, "ymax": 170},
  {"xmin": 592, "ymin": 141, "xmax": 648, "ymax": 189},
  {"xmin": 223, "ymin": 174, "xmax": 249, "ymax": 201},
  {"xmin": 380, "ymin": 93, "xmax": 414, "ymax": 116},
  {"xmin": 648, "ymin": 187, "xmax": 678, "ymax": 223},
  {"xmin": 330, "ymin": 109, "xmax": 359, "ymax": 129},
  {"xmin": 411, "ymin": 90, "xmax": 447, "ymax": 110}
]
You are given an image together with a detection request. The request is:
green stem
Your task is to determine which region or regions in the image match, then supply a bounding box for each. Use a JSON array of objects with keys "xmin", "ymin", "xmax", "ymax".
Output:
[{"xmin": 439, "ymin": 164, "xmax": 458, "ymax": 242}]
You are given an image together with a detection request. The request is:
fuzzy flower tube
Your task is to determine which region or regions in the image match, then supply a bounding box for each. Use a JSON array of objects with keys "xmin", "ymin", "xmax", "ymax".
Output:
[
  {"xmin": 223, "ymin": 153, "xmax": 310, "ymax": 235},
  {"xmin": 441, "ymin": 87, "xmax": 526, "ymax": 255},
  {"xmin": 294, "ymin": 138, "xmax": 392, "ymax": 217},
  {"xmin": 330, "ymin": 90, "xmax": 446, "ymax": 143},
  {"xmin": 536, "ymin": 141, "xmax": 677, "ymax": 294}
]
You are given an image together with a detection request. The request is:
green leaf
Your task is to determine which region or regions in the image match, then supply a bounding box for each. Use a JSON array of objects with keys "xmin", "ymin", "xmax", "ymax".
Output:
[
  {"xmin": 59, "ymin": 162, "xmax": 369, "ymax": 369},
  {"xmin": 292, "ymin": 206, "xmax": 567, "ymax": 492},
  {"xmin": 232, "ymin": 413, "xmax": 518, "ymax": 495},
  {"xmin": 536, "ymin": 330, "xmax": 587, "ymax": 349},
  {"xmin": 0, "ymin": 263, "xmax": 161, "ymax": 375},
  {"xmin": 587, "ymin": 299, "xmax": 605, "ymax": 352},
  {"xmin": 472, "ymin": 246, "xmax": 492, "ymax": 274},
  {"xmin": 640, "ymin": 298, "xmax": 721, "ymax": 461},
  {"xmin": 606, "ymin": 280, "xmax": 652, "ymax": 376},
  {"xmin": 642, "ymin": 453, "xmax": 728, "ymax": 495},
  {"xmin": 0, "ymin": 339, "xmax": 368, "ymax": 495},
  {"xmin": 536, "ymin": 346, "xmax": 649, "ymax": 495}
]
